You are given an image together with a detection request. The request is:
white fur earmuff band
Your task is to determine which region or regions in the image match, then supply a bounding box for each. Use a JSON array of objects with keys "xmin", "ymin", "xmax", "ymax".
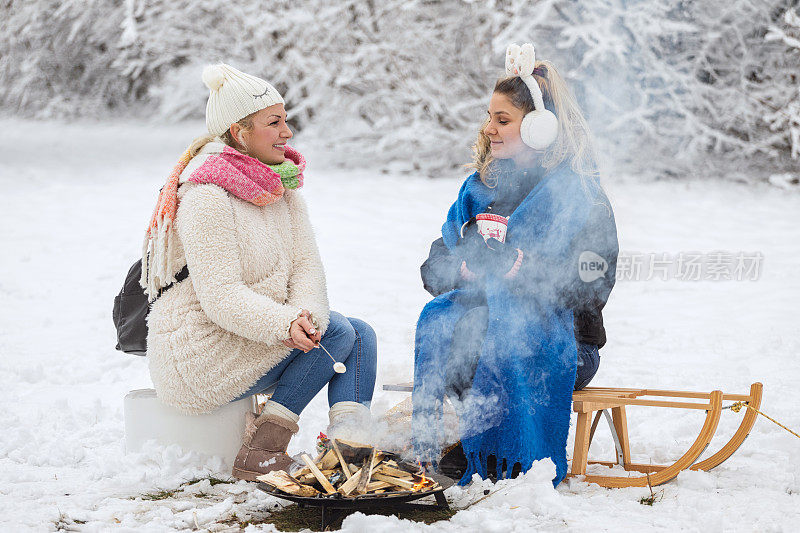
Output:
[{"xmin": 505, "ymin": 43, "xmax": 558, "ymax": 150}]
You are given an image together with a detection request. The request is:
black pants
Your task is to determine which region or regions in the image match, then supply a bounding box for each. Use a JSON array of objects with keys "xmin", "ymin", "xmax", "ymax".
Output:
[{"xmin": 445, "ymin": 306, "xmax": 600, "ymax": 401}]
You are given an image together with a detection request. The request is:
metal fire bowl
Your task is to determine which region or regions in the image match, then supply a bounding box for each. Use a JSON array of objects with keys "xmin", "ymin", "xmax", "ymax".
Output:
[{"xmin": 257, "ymin": 473, "xmax": 454, "ymax": 510}]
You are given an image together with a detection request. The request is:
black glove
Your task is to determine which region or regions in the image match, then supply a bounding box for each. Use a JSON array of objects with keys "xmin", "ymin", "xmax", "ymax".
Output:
[
  {"xmin": 470, "ymin": 238, "xmax": 521, "ymax": 277},
  {"xmin": 455, "ymin": 217, "xmax": 486, "ymax": 259}
]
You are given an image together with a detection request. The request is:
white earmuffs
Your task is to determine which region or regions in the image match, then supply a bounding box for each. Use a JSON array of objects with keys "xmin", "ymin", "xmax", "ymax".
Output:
[{"xmin": 505, "ymin": 43, "xmax": 558, "ymax": 150}]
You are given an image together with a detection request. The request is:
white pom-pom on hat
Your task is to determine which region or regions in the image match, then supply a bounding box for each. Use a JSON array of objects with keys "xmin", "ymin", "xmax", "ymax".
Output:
[{"xmin": 202, "ymin": 64, "xmax": 227, "ymax": 91}]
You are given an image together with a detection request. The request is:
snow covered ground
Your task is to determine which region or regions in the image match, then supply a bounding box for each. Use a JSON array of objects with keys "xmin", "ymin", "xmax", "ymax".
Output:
[{"xmin": 1, "ymin": 119, "xmax": 799, "ymax": 531}]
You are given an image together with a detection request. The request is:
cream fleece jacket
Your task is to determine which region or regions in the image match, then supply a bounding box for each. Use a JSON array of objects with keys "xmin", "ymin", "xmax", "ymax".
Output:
[{"xmin": 146, "ymin": 146, "xmax": 329, "ymax": 414}]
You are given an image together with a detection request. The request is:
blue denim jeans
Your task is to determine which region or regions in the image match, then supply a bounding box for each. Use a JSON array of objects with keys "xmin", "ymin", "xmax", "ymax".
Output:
[
  {"xmin": 574, "ymin": 342, "xmax": 600, "ymax": 390},
  {"xmin": 233, "ymin": 311, "xmax": 377, "ymax": 415}
]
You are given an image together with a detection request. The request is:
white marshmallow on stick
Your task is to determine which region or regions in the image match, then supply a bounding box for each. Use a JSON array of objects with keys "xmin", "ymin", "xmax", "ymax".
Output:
[{"xmin": 317, "ymin": 343, "xmax": 347, "ymax": 373}]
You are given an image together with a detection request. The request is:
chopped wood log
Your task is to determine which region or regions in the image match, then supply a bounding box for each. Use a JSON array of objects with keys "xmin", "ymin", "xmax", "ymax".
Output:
[
  {"xmin": 292, "ymin": 466, "xmax": 311, "ymax": 478},
  {"xmin": 365, "ymin": 481, "xmax": 392, "ymax": 492},
  {"xmin": 335, "ymin": 438, "xmax": 372, "ymax": 449},
  {"xmin": 257, "ymin": 471, "xmax": 318, "ymax": 497},
  {"xmin": 374, "ymin": 464, "xmax": 414, "ymax": 479},
  {"xmin": 295, "ymin": 469, "xmax": 337, "ymax": 485},
  {"xmin": 338, "ymin": 467, "xmax": 363, "ymax": 496},
  {"xmin": 262, "ymin": 441, "xmax": 441, "ymax": 499},
  {"xmin": 354, "ymin": 450, "xmax": 385, "ymax": 495},
  {"xmin": 317, "ymin": 448, "xmax": 340, "ymax": 470},
  {"xmin": 388, "ymin": 459, "xmax": 417, "ymax": 470},
  {"xmin": 335, "ymin": 439, "xmax": 374, "ymax": 463},
  {"xmin": 371, "ymin": 473, "xmax": 417, "ymax": 491},
  {"xmin": 396, "ymin": 460, "xmax": 424, "ymax": 474},
  {"xmin": 301, "ymin": 454, "xmax": 336, "ymax": 495},
  {"xmin": 354, "ymin": 455, "xmax": 373, "ymax": 495},
  {"xmin": 331, "ymin": 439, "xmax": 351, "ymax": 480}
]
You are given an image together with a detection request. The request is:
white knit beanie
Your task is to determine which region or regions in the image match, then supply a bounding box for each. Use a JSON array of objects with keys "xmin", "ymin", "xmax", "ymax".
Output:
[{"xmin": 202, "ymin": 63, "xmax": 284, "ymax": 136}]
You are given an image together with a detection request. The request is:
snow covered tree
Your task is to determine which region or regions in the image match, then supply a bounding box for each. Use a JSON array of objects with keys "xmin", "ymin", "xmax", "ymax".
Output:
[
  {"xmin": 766, "ymin": 6, "xmax": 800, "ymax": 162},
  {"xmin": 0, "ymin": 0, "xmax": 797, "ymax": 182}
]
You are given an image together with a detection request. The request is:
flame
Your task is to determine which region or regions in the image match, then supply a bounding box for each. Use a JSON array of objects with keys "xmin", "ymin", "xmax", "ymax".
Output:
[{"xmin": 412, "ymin": 461, "xmax": 431, "ymax": 491}]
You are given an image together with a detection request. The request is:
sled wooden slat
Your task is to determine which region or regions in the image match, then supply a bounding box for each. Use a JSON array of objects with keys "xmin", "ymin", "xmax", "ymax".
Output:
[
  {"xmin": 381, "ymin": 381, "xmax": 763, "ymax": 488},
  {"xmin": 383, "ymin": 382, "xmax": 414, "ymax": 392},
  {"xmin": 572, "ymin": 398, "xmax": 712, "ymax": 411},
  {"xmin": 576, "ymin": 387, "xmax": 752, "ymax": 401},
  {"xmin": 586, "ymin": 461, "xmax": 667, "ymax": 473}
]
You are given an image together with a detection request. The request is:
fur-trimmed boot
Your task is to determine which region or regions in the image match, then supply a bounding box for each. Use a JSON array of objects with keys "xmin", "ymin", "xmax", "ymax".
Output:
[
  {"xmin": 326, "ymin": 401, "xmax": 373, "ymax": 443},
  {"xmin": 232, "ymin": 411, "xmax": 298, "ymax": 481}
]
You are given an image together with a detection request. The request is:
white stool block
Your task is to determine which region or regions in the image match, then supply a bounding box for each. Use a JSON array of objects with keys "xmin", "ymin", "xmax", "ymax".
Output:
[{"xmin": 124, "ymin": 388, "xmax": 253, "ymax": 466}]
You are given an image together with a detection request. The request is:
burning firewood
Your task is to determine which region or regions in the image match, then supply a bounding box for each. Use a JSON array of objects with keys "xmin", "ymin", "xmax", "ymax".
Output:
[
  {"xmin": 258, "ymin": 438, "xmax": 441, "ymax": 499},
  {"xmin": 365, "ymin": 480, "xmax": 393, "ymax": 491},
  {"xmin": 371, "ymin": 472, "xmax": 416, "ymax": 490},
  {"xmin": 374, "ymin": 463, "xmax": 414, "ymax": 480}
]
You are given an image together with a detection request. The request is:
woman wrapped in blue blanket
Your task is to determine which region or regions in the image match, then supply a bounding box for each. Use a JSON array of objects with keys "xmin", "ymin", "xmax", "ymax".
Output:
[{"xmin": 412, "ymin": 44, "xmax": 619, "ymax": 486}]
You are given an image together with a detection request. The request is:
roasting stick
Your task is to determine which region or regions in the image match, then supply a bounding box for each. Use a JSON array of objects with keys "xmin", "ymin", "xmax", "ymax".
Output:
[{"xmin": 317, "ymin": 343, "xmax": 346, "ymax": 373}]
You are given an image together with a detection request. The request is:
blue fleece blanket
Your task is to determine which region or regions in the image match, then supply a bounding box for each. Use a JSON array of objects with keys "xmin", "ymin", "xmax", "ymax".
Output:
[{"xmin": 413, "ymin": 166, "xmax": 591, "ymax": 486}]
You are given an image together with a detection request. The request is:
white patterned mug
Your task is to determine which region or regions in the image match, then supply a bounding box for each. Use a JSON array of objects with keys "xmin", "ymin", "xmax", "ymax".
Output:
[{"xmin": 475, "ymin": 213, "xmax": 508, "ymax": 243}]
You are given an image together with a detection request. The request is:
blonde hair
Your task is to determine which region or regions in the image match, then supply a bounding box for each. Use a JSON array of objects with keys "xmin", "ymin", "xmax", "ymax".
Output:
[
  {"xmin": 470, "ymin": 61, "xmax": 599, "ymax": 187},
  {"xmin": 188, "ymin": 113, "xmax": 257, "ymax": 157}
]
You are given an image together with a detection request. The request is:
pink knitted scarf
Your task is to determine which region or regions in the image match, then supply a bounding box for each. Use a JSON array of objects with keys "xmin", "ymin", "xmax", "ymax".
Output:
[{"xmin": 140, "ymin": 143, "xmax": 306, "ymax": 298}]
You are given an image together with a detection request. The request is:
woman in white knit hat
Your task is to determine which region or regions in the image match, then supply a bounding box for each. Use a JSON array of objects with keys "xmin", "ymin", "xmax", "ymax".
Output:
[{"xmin": 141, "ymin": 63, "xmax": 377, "ymax": 481}]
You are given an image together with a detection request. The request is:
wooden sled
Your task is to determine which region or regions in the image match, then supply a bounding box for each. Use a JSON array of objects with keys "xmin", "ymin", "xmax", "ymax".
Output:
[
  {"xmin": 382, "ymin": 382, "xmax": 763, "ymax": 488},
  {"xmin": 568, "ymin": 382, "xmax": 763, "ymax": 487}
]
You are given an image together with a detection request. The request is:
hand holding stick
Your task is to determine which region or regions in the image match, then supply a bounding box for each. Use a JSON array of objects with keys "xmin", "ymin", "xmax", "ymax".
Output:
[
  {"xmin": 283, "ymin": 310, "xmax": 321, "ymax": 352},
  {"xmin": 283, "ymin": 310, "xmax": 346, "ymax": 373}
]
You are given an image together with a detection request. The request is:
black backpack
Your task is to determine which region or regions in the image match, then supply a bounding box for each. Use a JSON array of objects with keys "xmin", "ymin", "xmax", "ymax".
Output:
[{"xmin": 112, "ymin": 259, "xmax": 189, "ymax": 355}]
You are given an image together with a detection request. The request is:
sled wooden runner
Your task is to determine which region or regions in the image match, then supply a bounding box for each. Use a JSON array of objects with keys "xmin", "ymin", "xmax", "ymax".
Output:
[
  {"xmin": 382, "ymin": 381, "xmax": 763, "ymax": 488},
  {"xmin": 567, "ymin": 382, "xmax": 762, "ymax": 487}
]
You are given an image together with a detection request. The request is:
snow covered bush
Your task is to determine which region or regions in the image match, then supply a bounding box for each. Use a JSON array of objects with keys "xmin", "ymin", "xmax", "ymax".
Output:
[
  {"xmin": 1, "ymin": 0, "xmax": 798, "ymax": 181},
  {"xmin": 766, "ymin": 6, "xmax": 800, "ymax": 161}
]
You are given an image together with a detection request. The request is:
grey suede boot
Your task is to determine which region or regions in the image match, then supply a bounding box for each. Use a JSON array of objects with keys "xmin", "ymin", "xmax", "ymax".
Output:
[{"xmin": 232, "ymin": 412, "xmax": 298, "ymax": 481}]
